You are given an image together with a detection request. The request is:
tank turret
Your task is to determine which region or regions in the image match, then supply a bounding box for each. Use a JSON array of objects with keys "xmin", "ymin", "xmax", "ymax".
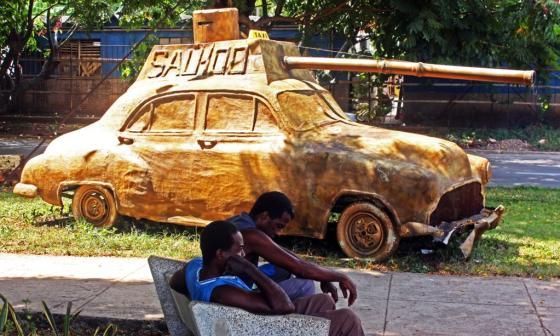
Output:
[
  {"xmin": 283, "ymin": 56, "xmax": 534, "ymax": 85},
  {"xmin": 137, "ymin": 8, "xmax": 534, "ymax": 86}
]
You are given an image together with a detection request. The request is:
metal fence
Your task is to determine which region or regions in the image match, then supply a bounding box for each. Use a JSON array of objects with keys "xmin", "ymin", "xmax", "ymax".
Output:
[
  {"xmin": 2, "ymin": 42, "xmax": 560, "ymax": 127},
  {"xmin": 1, "ymin": 44, "xmax": 134, "ymax": 117},
  {"xmin": 398, "ymin": 71, "xmax": 560, "ymax": 128}
]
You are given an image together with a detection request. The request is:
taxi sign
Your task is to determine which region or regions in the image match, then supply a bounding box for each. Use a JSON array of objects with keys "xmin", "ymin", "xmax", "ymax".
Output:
[{"xmin": 248, "ymin": 30, "xmax": 269, "ymax": 40}]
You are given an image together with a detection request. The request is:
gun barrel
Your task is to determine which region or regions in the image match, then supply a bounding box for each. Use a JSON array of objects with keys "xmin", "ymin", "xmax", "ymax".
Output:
[{"xmin": 283, "ymin": 56, "xmax": 534, "ymax": 86}]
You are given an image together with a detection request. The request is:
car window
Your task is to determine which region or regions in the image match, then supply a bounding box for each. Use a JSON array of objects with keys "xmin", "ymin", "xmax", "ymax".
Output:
[
  {"xmin": 127, "ymin": 94, "xmax": 196, "ymax": 132},
  {"xmin": 277, "ymin": 91, "xmax": 343, "ymax": 131},
  {"xmin": 128, "ymin": 104, "xmax": 152, "ymax": 132},
  {"xmin": 205, "ymin": 95, "xmax": 254, "ymax": 131},
  {"xmin": 254, "ymin": 101, "xmax": 280, "ymax": 132},
  {"xmin": 321, "ymin": 93, "xmax": 350, "ymax": 120}
]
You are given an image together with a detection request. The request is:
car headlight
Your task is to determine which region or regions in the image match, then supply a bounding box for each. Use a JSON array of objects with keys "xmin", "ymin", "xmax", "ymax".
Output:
[{"xmin": 483, "ymin": 160, "xmax": 492, "ymax": 185}]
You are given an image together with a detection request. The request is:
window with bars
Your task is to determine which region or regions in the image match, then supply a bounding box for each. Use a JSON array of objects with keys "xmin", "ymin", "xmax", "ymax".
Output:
[
  {"xmin": 159, "ymin": 37, "xmax": 192, "ymax": 45},
  {"xmin": 58, "ymin": 40, "xmax": 101, "ymax": 77}
]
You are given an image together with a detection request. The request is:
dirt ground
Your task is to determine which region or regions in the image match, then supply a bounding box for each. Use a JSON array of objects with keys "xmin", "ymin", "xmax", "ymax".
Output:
[{"xmin": 462, "ymin": 138, "xmax": 533, "ymax": 151}]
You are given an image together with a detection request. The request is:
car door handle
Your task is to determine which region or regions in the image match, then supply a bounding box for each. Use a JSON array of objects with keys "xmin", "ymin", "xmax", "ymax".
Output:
[
  {"xmin": 197, "ymin": 139, "xmax": 217, "ymax": 149},
  {"xmin": 118, "ymin": 136, "xmax": 134, "ymax": 145}
]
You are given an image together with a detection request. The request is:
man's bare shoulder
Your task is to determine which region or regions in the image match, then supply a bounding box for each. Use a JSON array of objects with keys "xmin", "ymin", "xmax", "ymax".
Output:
[
  {"xmin": 239, "ymin": 228, "xmax": 273, "ymax": 242},
  {"xmin": 239, "ymin": 228, "xmax": 282, "ymax": 253}
]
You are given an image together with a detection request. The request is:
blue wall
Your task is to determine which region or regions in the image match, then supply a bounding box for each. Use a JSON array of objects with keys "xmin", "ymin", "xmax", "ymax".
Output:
[
  {"xmin": 68, "ymin": 29, "xmax": 193, "ymax": 76},
  {"xmin": 58, "ymin": 27, "xmax": 345, "ymax": 77}
]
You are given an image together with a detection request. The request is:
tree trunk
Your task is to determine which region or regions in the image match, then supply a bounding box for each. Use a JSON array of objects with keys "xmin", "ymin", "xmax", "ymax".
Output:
[
  {"xmin": 0, "ymin": 50, "xmax": 15, "ymax": 81},
  {"xmin": 9, "ymin": 8, "xmax": 60, "ymax": 114}
]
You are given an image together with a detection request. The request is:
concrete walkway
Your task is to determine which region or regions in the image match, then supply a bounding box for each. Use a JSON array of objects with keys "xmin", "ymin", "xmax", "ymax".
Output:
[{"xmin": 0, "ymin": 253, "xmax": 558, "ymax": 336}]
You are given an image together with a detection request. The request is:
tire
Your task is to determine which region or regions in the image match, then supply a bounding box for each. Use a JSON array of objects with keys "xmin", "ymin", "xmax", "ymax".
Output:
[
  {"xmin": 337, "ymin": 202, "xmax": 399, "ymax": 261},
  {"xmin": 72, "ymin": 185, "xmax": 118, "ymax": 227}
]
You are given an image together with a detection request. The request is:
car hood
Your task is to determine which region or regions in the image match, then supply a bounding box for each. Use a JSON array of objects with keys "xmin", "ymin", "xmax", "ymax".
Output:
[{"xmin": 302, "ymin": 122, "xmax": 474, "ymax": 183}]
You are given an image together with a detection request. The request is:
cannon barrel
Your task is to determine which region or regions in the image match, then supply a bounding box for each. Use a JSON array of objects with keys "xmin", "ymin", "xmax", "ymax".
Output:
[{"xmin": 283, "ymin": 56, "xmax": 535, "ymax": 86}]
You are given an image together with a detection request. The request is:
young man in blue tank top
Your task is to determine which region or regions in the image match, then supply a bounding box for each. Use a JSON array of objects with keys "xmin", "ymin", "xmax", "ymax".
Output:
[
  {"xmin": 227, "ymin": 192, "xmax": 358, "ymax": 305},
  {"xmin": 170, "ymin": 220, "xmax": 364, "ymax": 336}
]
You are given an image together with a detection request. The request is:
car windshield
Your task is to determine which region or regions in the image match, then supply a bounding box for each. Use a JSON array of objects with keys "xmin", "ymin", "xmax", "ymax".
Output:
[{"xmin": 277, "ymin": 90, "xmax": 349, "ymax": 131}]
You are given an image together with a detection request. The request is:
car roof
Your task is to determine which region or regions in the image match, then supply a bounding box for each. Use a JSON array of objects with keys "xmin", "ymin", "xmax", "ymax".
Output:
[{"xmin": 99, "ymin": 73, "xmax": 327, "ymax": 130}]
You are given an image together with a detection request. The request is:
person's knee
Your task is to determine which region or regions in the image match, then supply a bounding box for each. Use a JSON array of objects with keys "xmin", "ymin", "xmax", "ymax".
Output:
[
  {"xmin": 314, "ymin": 293, "xmax": 336, "ymax": 309},
  {"xmin": 337, "ymin": 308, "xmax": 362, "ymax": 326}
]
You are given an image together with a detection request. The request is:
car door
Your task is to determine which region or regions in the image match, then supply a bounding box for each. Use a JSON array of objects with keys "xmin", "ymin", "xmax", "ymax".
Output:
[
  {"xmin": 116, "ymin": 92, "xmax": 199, "ymax": 221},
  {"xmin": 188, "ymin": 92, "xmax": 287, "ymax": 220}
]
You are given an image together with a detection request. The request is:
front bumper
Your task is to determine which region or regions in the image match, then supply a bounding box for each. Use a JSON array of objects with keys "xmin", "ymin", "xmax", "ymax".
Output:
[
  {"xmin": 13, "ymin": 182, "xmax": 38, "ymax": 198},
  {"xmin": 435, "ymin": 205, "xmax": 505, "ymax": 259}
]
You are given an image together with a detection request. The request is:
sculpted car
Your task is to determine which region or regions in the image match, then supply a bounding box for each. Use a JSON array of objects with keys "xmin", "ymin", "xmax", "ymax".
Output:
[{"xmin": 14, "ymin": 11, "xmax": 533, "ymax": 260}]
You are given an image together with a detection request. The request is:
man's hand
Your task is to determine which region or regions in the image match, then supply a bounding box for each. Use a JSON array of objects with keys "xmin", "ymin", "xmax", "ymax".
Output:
[
  {"xmin": 339, "ymin": 275, "xmax": 357, "ymax": 306},
  {"xmin": 320, "ymin": 281, "xmax": 338, "ymax": 302},
  {"xmin": 224, "ymin": 255, "xmax": 258, "ymax": 277}
]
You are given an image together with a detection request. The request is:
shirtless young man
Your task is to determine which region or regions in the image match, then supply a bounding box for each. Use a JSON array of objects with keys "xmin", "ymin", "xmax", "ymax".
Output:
[
  {"xmin": 227, "ymin": 191, "xmax": 358, "ymax": 304},
  {"xmin": 170, "ymin": 220, "xmax": 364, "ymax": 336}
]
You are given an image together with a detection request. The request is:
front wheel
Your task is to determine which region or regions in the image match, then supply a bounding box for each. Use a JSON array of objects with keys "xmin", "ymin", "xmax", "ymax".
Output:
[
  {"xmin": 336, "ymin": 202, "xmax": 399, "ymax": 261},
  {"xmin": 72, "ymin": 185, "xmax": 118, "ymax": 227}
]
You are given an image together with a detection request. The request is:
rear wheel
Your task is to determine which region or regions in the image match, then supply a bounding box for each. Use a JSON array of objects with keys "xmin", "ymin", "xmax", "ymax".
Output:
[
  {"xmin": 336, "ymin": 202, "xmax": 399, "ymax": 261},
  {"xmin": 72, "ymin": 185, "xmax": 118, "ymax": 227}
]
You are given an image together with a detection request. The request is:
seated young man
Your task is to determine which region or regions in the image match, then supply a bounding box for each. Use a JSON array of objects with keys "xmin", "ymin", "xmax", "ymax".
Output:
[
  {"xmin": 227, "ymin": 191, "xmax": 358, "ymax": 304},
  {"xmin": 170, "ymin": 220, "xmax": 364, "ymax": 336}
]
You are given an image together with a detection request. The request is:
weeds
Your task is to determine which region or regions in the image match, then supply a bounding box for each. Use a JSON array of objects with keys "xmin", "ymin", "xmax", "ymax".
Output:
[
  {"xmin": 1, "ymin": 294, "xmax": 118, "ymax": 336},
  {"xmin": 436, "ymin": 125, "xmax": 560, "ymax": 151}
]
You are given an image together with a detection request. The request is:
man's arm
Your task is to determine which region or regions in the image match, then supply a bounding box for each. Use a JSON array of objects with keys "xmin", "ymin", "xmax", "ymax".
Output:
[
  {"xmin": 169, "ymin": 268, "xmax": 190, "ymax": 299},
  {"xmin": 278, "ymin": 246, "xmax": 340, "ymax": 302},
  {"xmin": 213, "ymin": 255, "xmax": 294, "ymax": 315},
  {"xmin": 243, "ymin": 229, "xmax": 358, "ymax": 305},
  {"xmin": 211, "ymin": 286, "xmax": 293, "ymax": 315}
]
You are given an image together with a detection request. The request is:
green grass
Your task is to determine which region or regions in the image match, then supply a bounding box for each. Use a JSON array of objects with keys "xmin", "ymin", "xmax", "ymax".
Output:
[
  {"xmin": 0, "ymin": 190, "xmax": 200, "ymax": 259},
  {"xmin": 284, "ymin": 186, "xmax": 560, "ymax": 279},
  {"xmin": 1, "ymin": 187, "xmax": 559, "ymax": 278}
]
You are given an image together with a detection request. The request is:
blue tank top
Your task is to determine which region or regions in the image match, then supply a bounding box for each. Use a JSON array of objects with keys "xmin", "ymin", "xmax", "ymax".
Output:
[
  {"xmin": 227, "ymin": 212, "xmax": 257, "ymax": 231},
  {"xmin": 185, "ymin": 257, "xmax": 251, "ymax": 302}
]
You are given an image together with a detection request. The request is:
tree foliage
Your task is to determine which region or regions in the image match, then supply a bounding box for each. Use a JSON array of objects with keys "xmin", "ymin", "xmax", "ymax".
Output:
[
  {"xmin": 0, "ymin": 0, "xmax": 119, "ymax": 78},
  {"xmin": 1, "ymin": 0, "xmax": 559, "ymax": 113},
  {"xmin": 0, "ymin": 0, "xmax": 119, "ymax": 113},
  {"xmin": 273, "ymin": 0, "xmax": 560, "ymax": 70},
  {"xmin": 364, "ymin": 0, "xmax": 560, "ymax": 69}
]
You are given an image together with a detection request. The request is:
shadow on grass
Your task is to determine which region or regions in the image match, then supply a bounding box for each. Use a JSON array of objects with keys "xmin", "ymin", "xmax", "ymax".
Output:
[
  {"xmin": 276, "ymin": 231, "xmax": 530, "ymax": 276},
  {"xmin": 30, "ymin": 216, "xmax": 74, "ymax": 227},
  {"xmin": 32, "ymin": 214, "xmax": 554, "ymax": 277},
  {"xmin": 114, "ymin": 216, "xmax": 200, "ymax": 236},
  {"xmin": 32, "ymin": 214, "xmax": 200, "ymax": 237}
]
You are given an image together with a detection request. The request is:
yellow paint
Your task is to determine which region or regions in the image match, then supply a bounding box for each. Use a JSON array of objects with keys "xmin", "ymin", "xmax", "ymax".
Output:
[{"xmin": 248, "ymin": 30, "xmax": 270, "ymax": 40}]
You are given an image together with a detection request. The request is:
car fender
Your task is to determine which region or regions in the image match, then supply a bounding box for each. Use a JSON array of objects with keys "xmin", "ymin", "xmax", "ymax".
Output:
[{"xmin": 327, "ymin": 190, "xmax": 402, "ymax": 233}]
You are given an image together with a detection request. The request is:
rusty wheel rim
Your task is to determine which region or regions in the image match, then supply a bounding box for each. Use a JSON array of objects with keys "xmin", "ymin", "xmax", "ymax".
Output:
[
  {"xmin": 80, "ymin": 191, "xmax": 109, "ymax": 225},
  {"xmin": 347, "ymin": 212, "xmax": 385, "ymax": 255}
]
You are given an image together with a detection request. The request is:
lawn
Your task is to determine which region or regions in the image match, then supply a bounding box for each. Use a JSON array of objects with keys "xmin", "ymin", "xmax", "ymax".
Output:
[{"xmin": 1, "ymin": 187, "xmax": 558, "ymax": 278}]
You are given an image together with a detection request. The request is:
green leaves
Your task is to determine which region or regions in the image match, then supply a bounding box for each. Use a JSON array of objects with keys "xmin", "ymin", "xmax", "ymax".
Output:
[
  {"xmin": 1, "ymin": 294, "xmax": 115, "ymax": 336},
  {"xmin": 42, "ymin": 301, "xmax": 59, "ymax": 336},
  {"xmin": 41, "ymin": 300, "xmax": 82, "ymax": 336},
  {"xmin": 0, "ymin": 296, "xmax": 9, "ymax": 333},
  {"xmin": 0, "ymin": 294, "xmax": 24, "ymax": 336},
  {"xmin": 278, "ymin": 0, "xmax": 560, "ymax": 70}
]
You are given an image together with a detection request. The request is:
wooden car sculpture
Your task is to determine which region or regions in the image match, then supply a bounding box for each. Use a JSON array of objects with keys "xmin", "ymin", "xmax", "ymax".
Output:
[{"xmin": 14, "ymin": 9, "xmax": 534, "ymax": 261}]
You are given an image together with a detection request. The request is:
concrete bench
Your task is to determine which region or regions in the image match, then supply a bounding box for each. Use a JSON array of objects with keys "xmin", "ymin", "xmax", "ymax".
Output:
[{"xmin": 148, "ymin": 256, "xmax": 330, "ymax": 336}]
